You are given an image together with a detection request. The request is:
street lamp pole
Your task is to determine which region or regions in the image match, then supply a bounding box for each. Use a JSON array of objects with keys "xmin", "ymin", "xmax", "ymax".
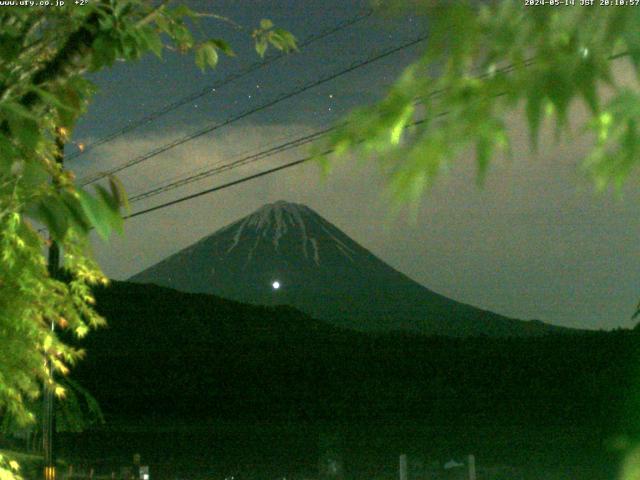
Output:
[{"xmin": 43, "ymin": 128, "xmax": 64, "ymax": 480}]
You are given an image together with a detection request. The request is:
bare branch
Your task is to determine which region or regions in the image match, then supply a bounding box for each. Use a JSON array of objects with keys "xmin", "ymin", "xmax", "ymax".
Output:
[
  {"xmin": 191, "ymin": 12, "xmax": 245, "ymax": 31},
  {"xmin": 135, "ymin": 0, "xmax": 172, "ymax": 28}
]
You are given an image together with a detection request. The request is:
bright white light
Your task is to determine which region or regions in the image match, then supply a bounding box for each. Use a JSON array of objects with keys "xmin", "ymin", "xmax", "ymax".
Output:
[{"xmin": 272, "ymin": 281, "xmax": 280, "ymax": 290}]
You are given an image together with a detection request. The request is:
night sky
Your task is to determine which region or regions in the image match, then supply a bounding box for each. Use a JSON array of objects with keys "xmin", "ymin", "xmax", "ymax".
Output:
[{"xmin": 68, "ymin": 0, "xmax": 640, "ymax": 331}]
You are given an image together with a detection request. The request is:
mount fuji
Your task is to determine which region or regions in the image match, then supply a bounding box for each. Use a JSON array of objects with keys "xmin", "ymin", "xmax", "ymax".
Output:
[{"xmin": 129, "ymin": 200, "xmax": 568, "ymax": 337}]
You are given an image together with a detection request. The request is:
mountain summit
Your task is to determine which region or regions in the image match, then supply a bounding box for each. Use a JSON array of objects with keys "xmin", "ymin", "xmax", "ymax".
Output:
[{"xmin": 130, "ymin": 200, "xmax": 566, "ymax": 336}]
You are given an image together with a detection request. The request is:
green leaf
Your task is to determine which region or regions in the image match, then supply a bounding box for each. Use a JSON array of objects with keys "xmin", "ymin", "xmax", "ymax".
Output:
[
  {"xmin": 108, "ymin": 175, "xmax": 129, "ymax": 212},
  {"xmin": 1, "ymin": 100, "xmax": 39, "ymax": 122},
  {"xmin": 59, "ymin": 76, "xmax": 91, "ymax": 113},
  {"xmin": 19, "ymin": 160, "xmax": 48, "ymax": 189},
  {"xmin": 12, "ymin": 118, "xmax": 39, "ymax": 152},
  {"xmin": 255, "ymin": 38, "xmax": 267, "ymax": 58},
  {"xmin": 155, "ymin": 13, "xmax": 171, "ymax": 33},
  {"xmin": 121, "ymin": 34, "xmax": 141, "ymax": 60},
  {"xmin": 268, "ymin": 29, "xmax": 298, "ymax": 52},
  {"xmin": 138, "ymin": 26, "xmax": 163, "ymax": 58},
  {"xmin": 203, "ymin": 42, "xmax": 218, "ymax": 67},
  {"xmin": 390, "ymin": 103, "xmax": 414, "ymax": 145},
  {"xmin": 94, "ymin": 185, "xmax": 116, "ymax": 211},
  {"xmin": 60, "ymin": 192, "xmax": 91, "ymax": 233},
  {"xmin": 77, "ymin": 189, "xmax": 113, "ymax": 240},
  {"xmin": 195, "ymin": 42, "xmax": 218, "ymax": 71},
  {"xmin": 267, "ymin": 31, "xmax": 286, "ymax": 51},
  {"xmin": 114, "ymin": 1, "xmax": 132, "ymax": 19},
  {"xmin": 29, "ymin": 86, "xmax": 74, "ymax": 113},
  {"xmin": 209, "ymin": 39, "xmax": 235, "ymax": 57},
  {"xmin": 195, "ymin": 45, "xmax": 206, "ymax": 71},
  {"xmin": 546, "ymin": 70, "xmax": 573, "ymax": 133},
  {"xmin": 0, "ymin": 134, "xmax": 17, "ymax": 175},
  {"xmin": 272, "ymin": 28, "xmax": 298, "ymax": 51},
  {"xmin": 95, "ymin": 185, "xmax": 124, "ymax": 235},
  {"xmin": 260, "ymin": 18, "xmax": 274, "ymax": 30},
  {"xmin": 0, "ymin": 34, "xmax": 21, "ymax": 63},
  {"xmin": 172, "ymin": 24, "xmax": 194, "ymax": 51},
  {"xmin": 578, "ymin": 76, "xmax": 599, "ymax": 114},
  {"xmin": 98, "ymin": 14, "xmax": 114, "ymax": 31},
  {"xmin": 2, "ymin": 102, "xmax": 41, "ymax": 152},
  {"xmin": 90, "ymin": 35, "xmax": 119, "ymax": 70},
  {"xmin": 32, "ymin": 196, "xmax": 70, "ymax": 241}
]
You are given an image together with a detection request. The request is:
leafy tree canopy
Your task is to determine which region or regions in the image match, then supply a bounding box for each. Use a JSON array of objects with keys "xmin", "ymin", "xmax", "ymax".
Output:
[
  {"xmin": 320, "ymin": 4, "xmax": 640, "ymax": 476},
  {"xmin": 0, "ymin": 3, "xmax": 296, "ymax": 475},
  {"xmin": 321, "ymin": 1, "xmax": 640, "ymax": 208}
]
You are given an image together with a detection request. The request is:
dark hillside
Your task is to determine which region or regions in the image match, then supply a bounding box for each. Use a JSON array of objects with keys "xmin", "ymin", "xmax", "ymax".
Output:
[{"xmin": 72, "ymin": 281, "xmax": 640, "ymax": 435}]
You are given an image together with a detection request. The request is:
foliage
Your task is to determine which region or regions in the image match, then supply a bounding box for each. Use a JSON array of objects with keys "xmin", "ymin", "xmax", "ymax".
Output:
[
  {"xmin": 54, "ymin": 377, "xmax": 104, "ymax": 433},
  {"xmin": 321, "ymin": 1, "xmax": 640, "ymax": 206},
  {"xmin": 0, "ymin": 453, "xmax": 20, "ymax": 480},
  {"xmin": 319, "ymin": 3, "xmax": 640, "ymax": 476},
  {"xmin": 0, "ymin": 449, "xmax": 49, "ymax": 480},
  {"xmin": 1, "ymin": 377, "xmax": 104, "ymax": 440},
  {"xmin": 0, "ymin": 0, "xmax": 296, "ymax": 466}
]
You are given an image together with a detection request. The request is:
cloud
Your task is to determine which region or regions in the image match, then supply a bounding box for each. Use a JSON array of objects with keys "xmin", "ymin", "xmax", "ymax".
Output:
[{"xmin": 88, "ymin": 58, "xmax": 640, "ymax": 330}]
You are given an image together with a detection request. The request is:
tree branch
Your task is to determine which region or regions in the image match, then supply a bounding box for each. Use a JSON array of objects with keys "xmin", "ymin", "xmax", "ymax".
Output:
[
  {"xmin": 0, "ymin": 3, "xmax": 108, "ymax": 110},
  {"xmin": 192, "ymin": 12, "xmax": 245, "ymax": 31},
  {"xmin": 135, "ymin": 0, "xmax": 172, "ymax": 28},
  {"xmin": 20, "ymin": 13, "xmax": 102, "ymax": 108}
]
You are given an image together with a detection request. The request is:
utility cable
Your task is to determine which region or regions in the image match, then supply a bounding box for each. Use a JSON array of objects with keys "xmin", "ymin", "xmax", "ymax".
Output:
[
  {"xmin": 127, "ymin": 127, "xmax": 315, "ymax": 195},
  {"xmin": 78, "ymin": 34, "xmax": 428, "ymax": 186},
  {"xmin": 67, "ymin": 10, "xmax": 374, "ymax": 162},
  {"xmin": 127, "ymin": 126, "xmax": 333, "ymax": 203},
  {"xmin": 124, "ymin": 56, "xmax": 538, "ymax": 204},
  {"xmin": 124, "ymin": 117, "xmax": 431, "ymax": 221}
]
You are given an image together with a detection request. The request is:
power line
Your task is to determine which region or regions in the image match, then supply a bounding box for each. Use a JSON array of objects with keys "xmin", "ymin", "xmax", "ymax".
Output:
[
  {"xmin": 81, "ymin": 55, "xmax": 540, "ymax": 227},
  {"xmin": 33, "ymin": 116, "xmax": 427, "ymax": 235},
  {"xmin": 124, "ymin": 117, "xmax": 431, "ymax": 221},
  {"xmin": 37, "ymin": 50, "xmax": 628, "ymax": 235},
  {"xmin": 125, "ymin": 57, "xmax": 540, "ymax": 204},
  {"xmin": 42, "ymin": 58, "xmax": 536, "ymax": 235},
  {"xmin": 127, "ymin": 125, "xmax": 333, "ymax": 203},
  {"xmin": 104, "ymin": 48, "xmax": 627, "ymax": 193},
  {"xmin": 68, "ymin": 10, "xmax": 373, "ymax": 162},
  {"xmin": 78, "ymin": 34, "xmax": 428, "ymax": 187},
  {"xmin": 124, "ymin": 57, "xmax": 547, "ymax": 220},
  {"xmin": 127, "ymin": 127, "xmax": 314, "ymax": 196},
  {"xmin": 77, "ymin": 52, "xmax": 554, "ymax": 228},
  {"xmin": 124, "ymin": 152, "xmax": 323, "ymax": 220}
]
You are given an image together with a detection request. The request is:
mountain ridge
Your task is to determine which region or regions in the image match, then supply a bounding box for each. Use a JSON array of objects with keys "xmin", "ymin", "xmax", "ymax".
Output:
[{"xmin": 130, "ymin": 200, "xmax": 573, "ymax": 337}]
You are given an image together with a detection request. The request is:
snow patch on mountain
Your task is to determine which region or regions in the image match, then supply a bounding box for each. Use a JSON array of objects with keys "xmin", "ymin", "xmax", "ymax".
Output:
[
  {"xmin": 227, "ymin": 217, "xmax": 249, "ymax": 253},
  {"xmin": 310, "ymin": 238, "xmax": 320, "ymax": 266},
  {"xmin": 128, "ymin": 200, "xmax": 569, "ymax": 338},
  {"xmin": 272, "ymin": 206, "xmax": 286, "ymax": 249},
  {"xmin": 318, "ymin": 223, "xmax": 355, "ymax": 262},
  {"xmin": 245, "ymin": 234, "xmax": 262, "ymax": 266},
  {"xmin": 224, "ymin": 200, "xmax": 326, "ymax": 263}
]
